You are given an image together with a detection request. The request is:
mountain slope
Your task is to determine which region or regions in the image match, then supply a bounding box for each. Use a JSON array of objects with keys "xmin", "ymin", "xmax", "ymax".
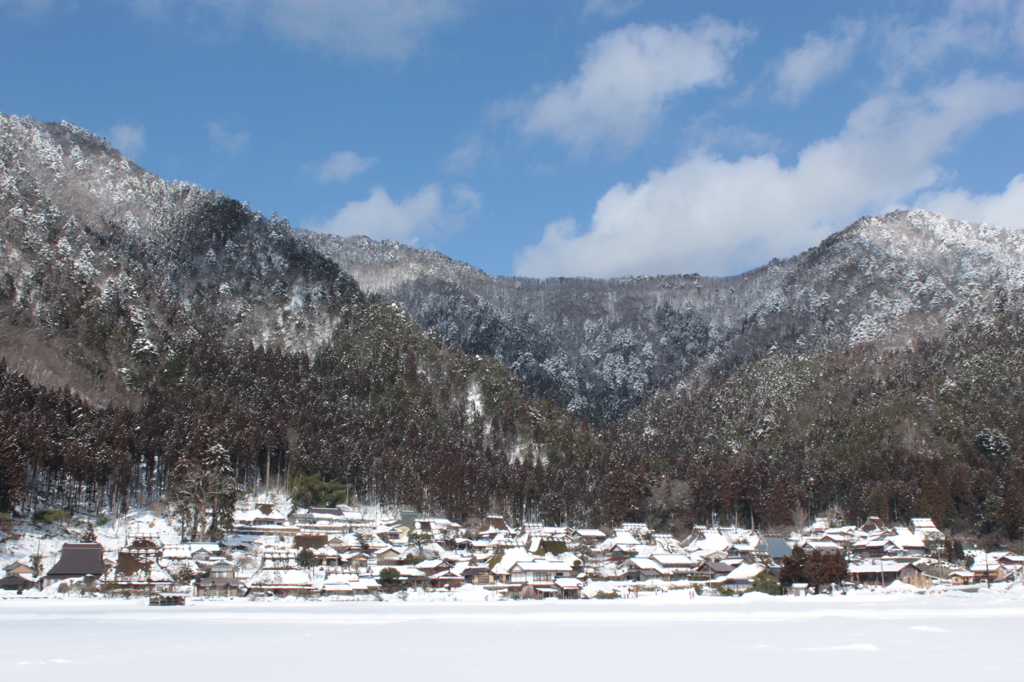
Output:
[
  {"xmin": 0, "ymin": 114, "xmax": 610, "ymax": 526},
  {"xmin": 5, "ymin": 113, "xmax": 1024, "ymax": 539},
  {"xmin": 304, "ymin": 210, "xmax": 1024, "ymax": 423}
]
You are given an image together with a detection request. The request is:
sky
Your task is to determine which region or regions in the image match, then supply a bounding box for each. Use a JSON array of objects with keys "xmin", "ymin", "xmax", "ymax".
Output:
[{"xmin": 2, "ymin": 0, "xmax": 1024, "ymax": 279}]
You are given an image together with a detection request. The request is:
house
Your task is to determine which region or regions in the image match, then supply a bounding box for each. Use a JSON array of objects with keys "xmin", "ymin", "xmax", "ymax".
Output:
[
  {"xmin": 375, "ymin": 546, "xmax": 402, "ymax": 566},
  {"xmin": 847, "ymin": 560, "xmax": 924, "ymax": 586},
  {"xmin": 321, "ymin": 574, "xmax": 378, "ymax": 597},
  {"xmin": 340, "ymin": 552, "xmax": 370, "ymax": 570},
  {"xmin": 910, "ymin": 518, "xmax": 945, "ymax": 543},
  {"xmin": 620, "ymin": 557, "xmax": 668, "ymax": 581},
  {"xmin": 461, "ymin": 566, "xmax": 496, "ymax": 585},
  {"xmin": 374, "ymin": 565, "xmax": 428, "ymax": 588},
  {"xmin": 3, "ymin": 561, "xmax": 36, "ymax": 579},
  {"xmin": 716, "ymin": 562, "xmax": 765, "ymax": 590},
  {"xmin": 886, "ymin": 528, "xmax": 928, "ymax": 557},
  {"xmin": 480, "ymin": 515, "xmax": 510, "ymax": 532},
  {"xmin": 293, "ymin": 534, "xmax": 329, "ymax": 549},
  {"xmin": 197, "ymin": 560, "xmax": 245, "ymax": 597},
  {"xmin": 507, "ymin": 559, "xmax": 574, "ymax": 587},
  {"xmin": 159, "ymin": 543, "xmax": 222, "ymax": 563},
  {"xmin": 427, "ymin": 570, "xmax": 464, "ymax": 589},
  {"xmin": 650, "ymin": 554, "xmax": 698, "ymax": 580},
  {"xmin": 949, "ymin": 570, "xmax": 975, "ymax": 585},
  {"xmin": 246, "ymin": 568, "xmax": 316, "ymax": 597},
  {"xmin": 107, "ymin": 551, "xmax": 175, "ymax": 592},
  {"xmin": 695, "ymin": 561, "xmax": 736, "ymax": 580},
  {"xmin": 234, "ymin": 506, "xmax": 288, "ymax": 529},
  {"xmin": 970, "ymin": 556, "xmax": 1008, "ymax": 583},
  {"xmin": 43, "ymin": 543, "xmax": 106, "ymax": 588},
  {"xmin": 262, "ymin": 548, "xmax": 299, "ymax": 569},
  {"xmin": 0, "ymin": 572, "xmax": 36, "ymax": 592},
  {"xmin": 859, "ymin": 516, "xmax": 888, "ymax": 533},
  {"xmin": 554, "ymin": 577, "xmax": 583, "ymax": 598},
  {"xmin": 572, "ymin": 529, "xmax": 607, "ymax": 545},
  {"xmin": 754, "ymin": 536, "xmax": 793, "ymax": 563},
  {"xmin": 527, "ymin": 537, "xmax": 570, "ymax": 556}
]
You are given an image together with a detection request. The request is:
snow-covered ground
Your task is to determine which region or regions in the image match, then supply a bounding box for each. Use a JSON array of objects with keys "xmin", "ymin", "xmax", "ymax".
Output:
[{"xmin": 3, "ymin": 587, "xmax": 1023, "ymax": 680}]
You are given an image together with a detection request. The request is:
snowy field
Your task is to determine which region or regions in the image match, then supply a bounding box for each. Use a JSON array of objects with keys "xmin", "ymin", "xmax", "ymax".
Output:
[{"xmin": 2, "ymin": 588, "xmax": 1023, "ymax": 680}]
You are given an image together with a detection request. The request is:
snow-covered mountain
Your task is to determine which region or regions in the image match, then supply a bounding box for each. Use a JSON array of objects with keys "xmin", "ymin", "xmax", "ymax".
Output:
[
  {"xmin": 0, "ymin": 113, "xmax": 359, "ymax": 403},
  {"xmin": 303, "ymin": 210, "xmax": 1024, "ymax": 422},
  {"xmin": 4, "ymin": 113, "xmax": 1024, "ymax": 536}
]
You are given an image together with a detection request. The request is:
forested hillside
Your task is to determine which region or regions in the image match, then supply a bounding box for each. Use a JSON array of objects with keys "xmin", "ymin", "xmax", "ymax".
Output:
[
  {"xmin": 307, "ymin": 211, "xmax": 1024, "ymax": 424},
  {"xmin": 4, "ymin": 113, "xmax": 1024, "ymax": 542},
  {"xmin": 0, "ymin": 114, "xmax": 613, "ymax": 526},
  {"xmin": 621, "ymin": 291, "xmax": 1024, "ymax": 538}
]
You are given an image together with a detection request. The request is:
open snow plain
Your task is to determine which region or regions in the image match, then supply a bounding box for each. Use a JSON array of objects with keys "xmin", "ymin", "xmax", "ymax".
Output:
[{"xmin": 2, "ymin": 588, "xmax": 1023, "ymax": 680}]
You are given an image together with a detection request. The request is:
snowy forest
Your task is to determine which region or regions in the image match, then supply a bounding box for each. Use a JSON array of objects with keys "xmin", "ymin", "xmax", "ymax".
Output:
[{"xmin": 3, "ymin": 113, "xmax": 1024, "ymax": 543}]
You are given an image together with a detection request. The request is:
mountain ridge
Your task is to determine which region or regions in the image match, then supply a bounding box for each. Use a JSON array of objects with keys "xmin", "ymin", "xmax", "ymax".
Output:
[
  {"xmin": 4, "ymin": 112, "xmax": 1024, "ymax": 539},
  {"xmin": 303, "ymin": 208, "xmax": 1024, "ymax": 422}
]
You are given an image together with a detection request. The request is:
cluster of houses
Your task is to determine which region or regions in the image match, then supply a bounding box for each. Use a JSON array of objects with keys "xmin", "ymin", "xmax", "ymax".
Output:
[{"xmin": 3, "ymin": 505, "xmax": 1022, "ymax": 598}]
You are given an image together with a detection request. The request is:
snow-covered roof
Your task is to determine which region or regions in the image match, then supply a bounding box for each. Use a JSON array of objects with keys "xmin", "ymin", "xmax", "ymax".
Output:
[
  {"xmin": 247, "ymin": 568, "xmax": 314, "ymax": 588},
  {"xmin": 720, "ymin": 563, "xmax": 764, "ymax": 582},
  {"xmin": 623, "ymin": 557, "xmax": 666, "ymax": 572}
]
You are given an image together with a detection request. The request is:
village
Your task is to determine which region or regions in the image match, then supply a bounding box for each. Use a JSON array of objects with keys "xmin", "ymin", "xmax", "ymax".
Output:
[{"xmin": 2, "ymin": 499, "xmax": 1021, "ymax": 601}]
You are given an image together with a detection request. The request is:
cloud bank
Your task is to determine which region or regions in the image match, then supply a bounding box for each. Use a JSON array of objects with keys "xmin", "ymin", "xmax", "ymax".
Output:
[
  {"xmin": 208, "ymin": 122, "xmax": 250, "ymax": 154},
  {"xmin": 110, "ymin": 123, "xmax": 145, "ymax": 158},
  {"xmin": 521, "ymin": 20, "xmax": 752, "ymax": 152},
  {"xmin": 127, "ymin": 0, "xmax": 465, "ymax": 59},
  {"xmin": 774, "ymin": 19, "xmax": 864, "ymax": 104},
  {"xmin": 316, "ymin": 150, "xmax": 377, "ymax": 183},
  {"xmin": 515, "ymin": 73, "xmax": 1024, "ymax": 278},
  {"xmin": 311, "ymin": 184, "xmax": 480, "ymax": 243}
]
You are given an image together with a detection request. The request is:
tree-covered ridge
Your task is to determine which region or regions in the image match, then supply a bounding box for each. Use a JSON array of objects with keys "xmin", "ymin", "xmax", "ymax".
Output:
[
  {"xmin": 0, "ymin": 113, "xmax": 361, "ymax": 404},
  {"xmin": 309, "ymin": 211, "xmax": 1024, "ymax": 424},
  {"xmin": 4, "ymin": 113, "xmax": 1024, "ymax": 542},
  {"xmin": 0, "ymin": 299, "xmax": 621, "ymax": 528},
  {"xmin": 622, "ymin": 287, "xmax": 1024, "ymax": 539}
]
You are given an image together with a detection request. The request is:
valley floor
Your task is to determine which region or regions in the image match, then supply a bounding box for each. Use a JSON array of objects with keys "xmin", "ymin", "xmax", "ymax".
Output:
[{"xmin": 2, "ymin": 587, "xmax": 1023, "ymax": 680}]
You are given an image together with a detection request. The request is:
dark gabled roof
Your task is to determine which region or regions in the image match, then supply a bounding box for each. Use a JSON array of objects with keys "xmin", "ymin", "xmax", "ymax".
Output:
[
  {"xmin": 0, "ymin": 574, "xmax": 36, "ymax": 589},
  {"xmin": 757, "ymin": 537, "xmax": 793, "ymax": 560},
  {"xmin": 46, "ymin": 543, "xmax": 105, "ymax": 578},
  {"xmin": 308, "ymin": 507, "xmax": 345, "ymax": 516}
]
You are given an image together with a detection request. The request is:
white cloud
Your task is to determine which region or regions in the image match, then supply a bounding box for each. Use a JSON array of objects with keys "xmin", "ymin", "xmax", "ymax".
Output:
[
  {"xmin": 443, "ymin": 134, "xmax": 484, "ymax": 173},
  {"xmin": 109, "ymin": 123, "xmax": 146, "ymax": 158},
  {"xmin": 208, "ymin": 122, "xmax": 250, "ymax": 154},
  {"xmin": 316, "ymin": 150, "xmax": 377, "ymax": 183},
  {"xmin": 521, "ymin": 20, "xmax": 752, "ymax": 152},
  {"xmin": 920, "ymin": 174, "xmax": 1024, "ymax": 230},
  {"xmin": 515, "ymin": 73, "xmax": 1024, "ymax": 278},
  {"xmin": 882, "ymin": 1, "xmax": 1015, "ymax": 82},
  {"xmin": 125, "ymin": 0, "xmax": 464, "ymax": 59},
  {"xmin": 582, "ymin": 0, "xmax": 642, "ymax": 19},
  {"xmin": 311, "ymin": 184, "xmax": 479, "ymax": 243},
  {"xmin": 260, "ymin": 0, "xmax": 463, "ymax": 59},
  {"xmin": 0, "ymin": 0, "xmax": 54, "ymax": 15},
  {"xmin": 775, "ymin": 18, "xmax": 864, "ymax": 105}
]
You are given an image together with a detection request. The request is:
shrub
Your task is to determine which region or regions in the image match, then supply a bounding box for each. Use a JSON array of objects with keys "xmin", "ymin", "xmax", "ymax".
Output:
[
  {"xmin": 747, "ymin": 572, "xmax": 782, "ymax": 596},
  {"xmin": 593, "ymin": 590, "xmax": 620, "ymax": 599},
  {"xmin": 33, "ymin": 509, "xmax": 69, "ymax": 525},
  {"xmin": 378, "ymin": 566, "xmax": 404, "ymax": 593},
  {"xmin": 296, "ymin": 547, "xmax": 317, "ymax": 568}
]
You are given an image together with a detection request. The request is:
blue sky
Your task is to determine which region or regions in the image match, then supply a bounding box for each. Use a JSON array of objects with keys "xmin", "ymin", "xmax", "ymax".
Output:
[{"xmin": 2, "ymin": 0, "xmax": 1024, "ymax": 278}]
